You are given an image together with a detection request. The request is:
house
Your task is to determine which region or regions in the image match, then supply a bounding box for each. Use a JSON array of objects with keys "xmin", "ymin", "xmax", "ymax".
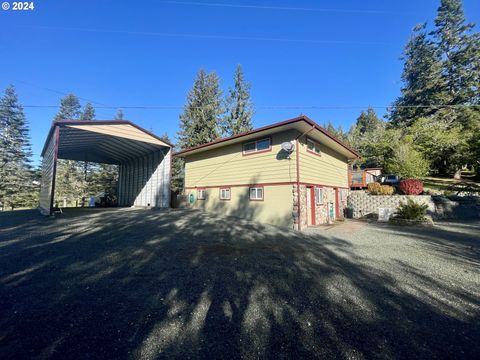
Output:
[
  {"xmin": 174, "ymin": 116, "xmax": 359, "ymax": 230},
  {"xmin": 349, "ymin": 167, "xmax": 383, "ymax": 189}
]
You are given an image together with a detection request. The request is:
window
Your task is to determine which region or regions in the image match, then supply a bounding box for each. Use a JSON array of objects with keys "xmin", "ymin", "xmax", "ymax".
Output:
[
  {"xmin": 315, "ymin": 187, "xmax": 324, "ymax": 205},
  {"xmin": 307, "ymin": 138, "xmax": 321, "ymax": 155},
  {"xmin": 197, "ymin": 189, "xmax": 206, "ymax": 200},
  {"xmin": 243, "ymin": 138, "xmax": 271, "ymax": 155},
  {"xmin": 340, "ymin": 189, "xmax": 346, "ymax": 201},
  {"xmin": 249, "ymin": 187, "xmax": 264, "ymax": 201},
  {"xmin": 220, "ymin": 188, "xmax": 231, "ymax": 200}
]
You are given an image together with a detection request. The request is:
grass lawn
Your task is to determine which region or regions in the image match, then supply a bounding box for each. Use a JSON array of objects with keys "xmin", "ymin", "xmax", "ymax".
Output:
[{"xmin": 423, "ymin": 176, "xmax": 480, "ymax": 195}]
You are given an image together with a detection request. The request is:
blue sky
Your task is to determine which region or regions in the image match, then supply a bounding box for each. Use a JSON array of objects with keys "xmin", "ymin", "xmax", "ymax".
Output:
[{"xmin": 1, "ymin": 0, "xmax": 479, "ymax": 165}]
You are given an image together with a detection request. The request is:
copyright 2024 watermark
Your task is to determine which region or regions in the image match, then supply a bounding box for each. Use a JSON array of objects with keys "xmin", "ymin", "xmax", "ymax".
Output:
[{"xmin": 2, "ymin": 1, "xmax": 35, "ymax": 11}]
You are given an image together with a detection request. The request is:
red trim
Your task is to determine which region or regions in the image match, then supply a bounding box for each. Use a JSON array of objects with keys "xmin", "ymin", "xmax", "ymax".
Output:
[
  {"xmin": 41, "ymin": 119, "xmax": 173, "ymax": 157},
  {"xmin": 306, "ymin": 137, "xmax": 322, "ymax": 157},
  {"xmin": 300, "ymin": 182, "xmax": 349, "ymax": 190},
  {"xmin": 242, "ymin": 148, "xmax": 272, "ymax": 157},
  {"xmin": 174, "ymin": 115, "xmax": 359, "ymax": 158},
  {"xmin": 185, "ymin": 181, "xmax": 294, "ymax": 189},
  {"xmin": 242, "ymin": 136, "xmax": 272, "ymax": 156},
  {"xmin": 249, "ymin": 186, "xmax": 264, "ymax": 201},
  {"xmin": 308, "ymin": 186, "xmax": 316, "ymax": 225},
  {"xmin": 219, "ymin": 187, "xmax": 231, "ymax": 201},
  {"xmin": 185, "ymin": 181, "xmax": 349, "ymax": 190}
]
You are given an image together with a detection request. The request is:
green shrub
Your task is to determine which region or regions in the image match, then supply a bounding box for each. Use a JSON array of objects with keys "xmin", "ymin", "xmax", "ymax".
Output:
[
  {"xmin": 368, "ymin": 183, "xmax": 394, "ymax": 195},
  {"xmin": 395, "ymin": 199, "xmax": 428, "ymax": 220}
]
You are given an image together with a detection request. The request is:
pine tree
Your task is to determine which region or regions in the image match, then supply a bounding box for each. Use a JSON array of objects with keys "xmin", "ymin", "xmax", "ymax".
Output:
[
  {"xmin": 54, "ymin": 94, "xmax": 83, "ymax": 205},
  {"xmin": 349, "ymin": 107, "xmax": 387, "ymax": 168},
  {"xmin": 432, "ymin": 0, "xmax": 479, "ymax": 105},
  {"xmin": 115, "ymin": 109, "xmax": 125, "ymax": 120},
  {"xmin": 80, "ymin": 102, "xmax": 96, "ymax": 121},
  {"xmin": 0, "ymin": 85, "xmax": 34, "ymax": 210},
  {"xmin": 390, "ymin": 24, "xmax": 445, "ymax": 126},
  {"xmin": 177, "ymin": 68, "xmax": 223, "ymax": 149},
  {"xmin": 324, "ymin": 121, "xmax": 349, "ymax": 144},
  {"xmin": 79, "ymin": 102, "xmax": 96, "ymax": 195},
  {"xmin": 55, "ymin": 94, "xmax": 81, "ymax": 121},
  {"xmin": 222, "ymin": 64, "xmax": 254, "ymax": 136}
]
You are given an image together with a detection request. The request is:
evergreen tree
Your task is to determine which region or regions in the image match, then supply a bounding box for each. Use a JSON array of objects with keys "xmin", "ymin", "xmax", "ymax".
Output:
[
  {"xmin": 324, "ymin": 121, "xmax": 349, "ymax": 144},
  {"xmin": 433, "ymin": 0, "xmax": 479, "ymax": 105},
  {"xmin": 177, "ymin": 68, "xmax": 223, "ymax": 149},
  {"xmin": 54, "ymin": 94, "xmax": 83, "ymax": 204},
  {"xmin": 390, "ymin": 24, "xmax": 445, "ymax": 126},
  {"xmin": 222, "ymin": 65, "xmax": 254, "ymax": 136},
  {"xmin": 80, "ymin": 102, "xmax": 96, "ymax": 121},
  {"xmin": 349, "ymin": 108, "xmax": 387, "ymax": 168},
  {"xmin": 0, "ymin": 85, "xmax": 34, "ymax": 210},
  {"xmin": 54, "ymin": 94, "xmax": 81, "ymax": 121},
  {"xmin": 159, "ymin": 132, "xmax": 171, "ymax": 144},
  {"xmin": 115, "ymin": 109, "xmax": 125, "ymax": 120}
]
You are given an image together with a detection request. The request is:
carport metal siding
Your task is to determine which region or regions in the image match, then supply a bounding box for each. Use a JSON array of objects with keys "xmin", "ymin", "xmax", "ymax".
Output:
[
  {"xmin": 39, "ymin": 126, "xmax": 58, "ymax": 214},
  {"xmin": 117, "ymin": 149, "xmax": 171, "ymax": 208},
  {"xmin": 39, "ymin": 121, "xmax": 172, "ymax": 215}
]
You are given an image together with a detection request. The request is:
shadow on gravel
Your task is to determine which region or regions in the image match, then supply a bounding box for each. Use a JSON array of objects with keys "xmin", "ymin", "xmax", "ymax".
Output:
[{"xmin": 0, "ymin": 209, "xmax": 479, "ymax": 359}]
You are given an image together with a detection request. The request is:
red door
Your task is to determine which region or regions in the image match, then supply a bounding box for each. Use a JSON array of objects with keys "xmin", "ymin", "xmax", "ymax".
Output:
[{"xmin": 334, "ymin": 188, "xmax": 341, "ymax": 220}]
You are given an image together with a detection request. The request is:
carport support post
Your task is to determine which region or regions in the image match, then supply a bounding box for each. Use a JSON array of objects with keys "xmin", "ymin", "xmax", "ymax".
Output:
[{"xmin": 49, "ymin": 125, "xmax": 60, "ymax": 215}]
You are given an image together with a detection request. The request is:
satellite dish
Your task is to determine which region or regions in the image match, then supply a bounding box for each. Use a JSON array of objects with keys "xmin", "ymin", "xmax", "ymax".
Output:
[{"xmin": 281, "ymin": 141, "xmax": 295, "ymax": 152}]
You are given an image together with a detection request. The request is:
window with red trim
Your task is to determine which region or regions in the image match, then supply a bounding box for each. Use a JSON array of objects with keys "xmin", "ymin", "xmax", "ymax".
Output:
[
  {"xmin": 243, "ymin": 138, "xmax": 271, "ymax": 154},
  {"xmin": 220, "ymin": 188, "xmax": 231, "ymax": 200},
  {"xmin": 307, "ymin": 138, "xmax": 321, "ymax": 155},
  {"xmin": 249, "ymin": 187, "xmax": 264, "ymax": 200},
  {"xmin": 197, "ymin": 189, "xmax": 206, "ymax": 200}
]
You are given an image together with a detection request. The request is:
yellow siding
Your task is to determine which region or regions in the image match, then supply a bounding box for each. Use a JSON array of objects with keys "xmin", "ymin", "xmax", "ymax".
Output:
[
  {"xmin": 184, "ymin": 130, "xmax": 297, "ymax": 187},
  {"xmin": 298, "ymin": 135, "xmax": 349, "ymax": 187},
  {"xmin": 187, "ymin": 185, "xmax": 294, "ymax": 228}
]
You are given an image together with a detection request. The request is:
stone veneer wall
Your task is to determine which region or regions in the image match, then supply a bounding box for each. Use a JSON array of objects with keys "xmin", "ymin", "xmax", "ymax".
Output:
[
  {"xmin": 347, "ymin": 191, "xmax": 435, "ymax": 219},
  {"xmin": 293, "ymin": 185, "xmax": 349, "ymax": 229}
]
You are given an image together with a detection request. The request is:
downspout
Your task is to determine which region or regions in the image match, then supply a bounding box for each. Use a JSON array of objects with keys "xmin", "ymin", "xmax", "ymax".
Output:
[{"xmin": 295, "ymin": 125, "xmax": 315, "ymax": 230}]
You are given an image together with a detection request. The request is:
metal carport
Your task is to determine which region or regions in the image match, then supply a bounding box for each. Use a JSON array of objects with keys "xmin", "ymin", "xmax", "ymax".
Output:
[{"xmin": 39, "ymin": 120, "xmax": 172, "ymax": 215}]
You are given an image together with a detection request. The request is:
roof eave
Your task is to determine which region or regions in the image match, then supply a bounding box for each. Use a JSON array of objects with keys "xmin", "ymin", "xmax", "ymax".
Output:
[{"xmin": 174, "ymin": 115, "xmax": 360, "ymax": 159}]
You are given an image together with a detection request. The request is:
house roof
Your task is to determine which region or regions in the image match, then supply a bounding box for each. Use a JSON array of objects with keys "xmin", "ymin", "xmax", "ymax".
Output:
[
  {"xmin": 41, "ymin": 120, "xmax": 172, "ymax": 164},
  {"xmin": 174, "ymin": 115, "xmax": 360, "ymax": 159}
]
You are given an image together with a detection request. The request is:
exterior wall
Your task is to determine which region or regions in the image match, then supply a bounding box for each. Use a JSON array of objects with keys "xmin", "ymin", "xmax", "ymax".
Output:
[
  {"xmin": 347, "ymin": 191, "xmax": 435, "ymax": 219},
  {"xmin": 118, "ymin": 148, "xmax": 171, "ymax": 208},
  {"xmin": 297, "ymin": 134, "xmax": 349, "ymax": 188},
  {"xmin": 184, "ymin": 130, "xmax": 298, "ymax": 188},
  {"xmin": 296, "ymin": 185, "xmax": 348, "ymax": 228},
  {"xmin": 39, "ymin": 126, "xmax": 58, "ymax": 215},
  {"xmin": 186, "ymin": 184, "xmax": 294, "ymax": 228},
  {"xmin": 182, "ymin": 129, "xmax": 352, "ymax": 229}
]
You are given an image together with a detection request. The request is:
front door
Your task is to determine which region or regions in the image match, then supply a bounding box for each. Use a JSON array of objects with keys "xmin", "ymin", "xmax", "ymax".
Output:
[{"xmin": 306, "ymin": 186, "xmax": 316, "ymax": 226}]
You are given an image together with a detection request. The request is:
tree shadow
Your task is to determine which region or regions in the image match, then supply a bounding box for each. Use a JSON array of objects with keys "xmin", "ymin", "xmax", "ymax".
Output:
[{"xmin": 0, "ymin": 209, "xmax": 478, "ymax": 359}]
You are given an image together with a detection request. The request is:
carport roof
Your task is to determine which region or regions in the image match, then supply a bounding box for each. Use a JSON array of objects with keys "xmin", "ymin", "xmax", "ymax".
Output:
[{"xmin": 41, "ymin": 120, "xmax": 172, "ymax": 165}]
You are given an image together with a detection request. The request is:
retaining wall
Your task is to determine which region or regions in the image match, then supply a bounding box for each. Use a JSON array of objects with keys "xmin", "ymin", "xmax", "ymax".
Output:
[{"xmin": 347, "ymin": 191, "xmax": 435, "ymax": 219}]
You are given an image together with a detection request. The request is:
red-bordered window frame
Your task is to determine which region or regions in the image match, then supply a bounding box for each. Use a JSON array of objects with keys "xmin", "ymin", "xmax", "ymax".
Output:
[
  {"xmin": 306, "ymin": 137, "xmax": 322, "ymax": 156},
  {"xmin": 219, "ymin": 187, "xmax": 231, "ymax": 201},
  {"xmin": 249, "ymin": 186, "xmax": 264, "ymax": 201},
  {"xmin": 197, "ymin": 188, "xmax": 206, "ymax": 200},
  {"xmin": 242, "ymin": 137, "xmax": 272, "ymax": 156}
]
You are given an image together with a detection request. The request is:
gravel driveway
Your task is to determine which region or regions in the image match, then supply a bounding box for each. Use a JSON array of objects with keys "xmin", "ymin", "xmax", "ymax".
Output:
[{"xmin": 0, "ymin": 208, "xmax": 479, "ymax": 359}]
